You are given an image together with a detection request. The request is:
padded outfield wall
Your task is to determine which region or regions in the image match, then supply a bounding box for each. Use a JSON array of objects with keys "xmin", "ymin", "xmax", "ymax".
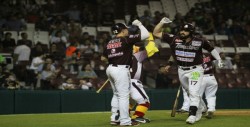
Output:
[{"xmin": 0, "ymin": 89, "xmax": 249, "ymax": 114}]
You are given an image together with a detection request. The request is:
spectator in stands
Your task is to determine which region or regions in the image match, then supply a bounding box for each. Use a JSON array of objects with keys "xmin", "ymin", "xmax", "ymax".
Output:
[
  {"xmin": 232, "ymin": 53, "xmax": 245, "ymax": 70},
  {"xmin": 49, "ymin": 43, "xmax": 65, "ymax": 62},
  {"xmin": 214, "ymin": 52, "xmax": 233, "ymax": 69},
  {"xmin": 64, "ymin": 5, "xmax": 81, "ymax": 22},
  {"xmin": 5, "ymin": 14, "xmax": 26, "ymax": 31},
  {"xmin": 140, "ymin": 10, "xmax": 154, "ymax": 25},
  {"xmin": 101, "ymin": 12, "xmax": 114, "ymax": 26},
  {"xmin": 79, "ymin": 78, "xmax": 93, "ymax": 90},
  {"xmin": 153, "ymin": 11, "xmax": 162, "ymax": 25},
  {"xmin": 67, "ymin": 19, "xmax": 82, "ymax": 43},
  {"xmin": 155, "ymin": 65, "xmax": 173, "ymax": 89},
  {"xmin": 77, "ymin": 63, "xmax": 97, "ymax": 79},
  {"xmin": 35, "ymin": 15, "xmax": 50, "ymax": 31},
  {"xmin": 27, "ymin": 52, "xmax": 45, "ymax": 89},
  {"xmin": 37, "ymin": 57, "xmax": 56, "ymax": 73},
  {"xmin": 3, "ymin": 73, "xmax": 20, "ymax": 90},
  {"xmin": 82, "ymin": 12, "xmax": 97, "ymax": 27},
  {"xmin": 65, "ymin": 42, "xmax": 80, "ymax": 74},
  {"xmin": 216, "ymin": 22, "xmax": 231, "ymax": 36},
  {"xmin": 60, "ymin": 77, "xmax": 77, "ymax": 90},
  {"xmin": 199, "ymin": 13, "xmax": 216, "ymax": 34},
  {"xmin": 40, "ymin": 63, "xmax": 57, "ymax": 90},
  {"xmin": 1, "ymin": 32, "xmax": 16, "ymax": 52},
  {"xmin": 30, "ymin": 42, "xmax": 46, "ymax": 60},
  {"xmin": 50, "ymin": 30, "xmax": 68, "ymax": 44},
  {"xmin": 51, "ymin": 30, "xmax": 67, "ymax": 56},
  {"xmin": 13, "ymin": 41, "xmax": 31, "ymax": 83},
  {"xmin": 17, "ymin": 32, "xmax": 33, "ymax": 48}
]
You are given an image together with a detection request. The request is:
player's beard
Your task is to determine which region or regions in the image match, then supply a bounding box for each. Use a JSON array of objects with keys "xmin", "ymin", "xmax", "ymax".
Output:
[{"xmin": 179, "ymin": 33, "xmax": 189, "ymax": 40}]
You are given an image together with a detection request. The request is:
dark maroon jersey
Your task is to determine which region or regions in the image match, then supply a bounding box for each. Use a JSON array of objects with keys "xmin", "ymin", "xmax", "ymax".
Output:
[
  {"xmin": 103, "ymin": 34, "xmax": 141, "ymax": 65},
  {"xmin": 203, "ymin": 54, "xmax": 215, "ymax": 74},
  {"xmin": 162, "ymin": 33, "xmax": 214, "ymax": 66}
]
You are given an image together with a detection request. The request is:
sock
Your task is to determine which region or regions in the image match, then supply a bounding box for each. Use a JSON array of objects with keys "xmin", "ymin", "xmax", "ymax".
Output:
[
  {"xmin": 132, "ymin": 102, "xmax": 150, "ymax": 119},
  {"xmin": 189, "ymin": 106, "xmax": 198, "ymax": 116}
]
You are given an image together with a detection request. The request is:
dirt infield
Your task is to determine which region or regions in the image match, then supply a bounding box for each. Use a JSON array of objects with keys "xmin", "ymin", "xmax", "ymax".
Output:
[{"xmin": 215, "ymin": 110, "xmax": 250, "ymax": 115}]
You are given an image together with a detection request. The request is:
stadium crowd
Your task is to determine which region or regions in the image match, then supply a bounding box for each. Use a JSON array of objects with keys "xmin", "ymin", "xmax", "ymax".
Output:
[{"xmin": 0, "ymin": 0, "xmax": 249, "ymax": 90}]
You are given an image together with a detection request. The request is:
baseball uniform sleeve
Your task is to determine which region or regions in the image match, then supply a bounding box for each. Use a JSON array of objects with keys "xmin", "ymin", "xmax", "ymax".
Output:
[
  {"xmin": 202, "ymin": 39, "xmax": 214, "ymax": 52},
  {"xmin": 162, "ymin": 33, "xmax": 175, "ymax": 44}
]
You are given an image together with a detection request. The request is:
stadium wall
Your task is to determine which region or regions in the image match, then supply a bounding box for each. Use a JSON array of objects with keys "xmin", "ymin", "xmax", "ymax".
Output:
[{"xmin": 0, "ymin": 89, "xmax": 249, "ymax": 114}]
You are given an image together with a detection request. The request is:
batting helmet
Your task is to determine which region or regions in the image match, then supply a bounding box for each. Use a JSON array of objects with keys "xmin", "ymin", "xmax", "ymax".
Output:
[
  {"xmin": 180, "ymin": 23, "xmax": 195, "ymax": 33},
  {"xmin": 111, "ymin": 23, "xmax": 128, "ymax": 35}
]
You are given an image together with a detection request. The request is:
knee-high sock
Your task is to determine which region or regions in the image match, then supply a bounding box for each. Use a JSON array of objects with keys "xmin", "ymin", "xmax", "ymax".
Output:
[{"xmin": 132, "ymin": 102, "xmax": 150, "ymax": 119}]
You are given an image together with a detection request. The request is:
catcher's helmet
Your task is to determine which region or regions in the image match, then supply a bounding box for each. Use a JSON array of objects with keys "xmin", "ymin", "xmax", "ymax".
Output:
[
  {"xmin": 180, "ymin": 23, "xmax": 195, "ymax": 33},
  {"xmin": 111, "ymin": 23, "xmax": 128, "ymax": 35}
]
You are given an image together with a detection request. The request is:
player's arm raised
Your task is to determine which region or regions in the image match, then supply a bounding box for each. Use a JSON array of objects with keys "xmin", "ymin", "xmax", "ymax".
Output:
[
  {"xmin": 132, "ymin": 20, "xmax": 149, "ymax": 40},
  {"xmin": 153, "ymin": 17, "xmax": 172, "ymax": 38}
]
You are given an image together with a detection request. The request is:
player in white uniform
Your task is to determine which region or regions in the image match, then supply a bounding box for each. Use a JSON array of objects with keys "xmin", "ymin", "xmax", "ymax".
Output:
[
  {"xmin": 178, "ymin": 53, "xmax": 218, "ymax": 119},
  {"xmin": 153, "ymin": 17, "xmax": 223, "ymax": 124},
  {"xmin": 130, "ymin": 32, "xmax": 159, "ymax": 123},
  {"xmin": 103, "ymin": 20, "xmax": 149, "ymax": 126}
]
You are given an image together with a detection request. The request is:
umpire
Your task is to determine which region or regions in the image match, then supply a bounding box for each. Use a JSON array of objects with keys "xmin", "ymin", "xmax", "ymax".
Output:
[{"xmin": 102, "ymin": 20, "xmax": 149, "ymax": 126}]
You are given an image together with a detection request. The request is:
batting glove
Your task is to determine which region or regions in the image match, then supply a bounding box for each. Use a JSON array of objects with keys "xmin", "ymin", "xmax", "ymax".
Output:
[
  {"xmin": 160, "ymin": 17, "xmax": 172, "ymax": 24},
  {"xmin": 218, "ymin": 59, "xmax": 224, "ymax": 68},
  {"xmin": 132, "ymin": 19, "xmax": 142, "ymax": 26}
]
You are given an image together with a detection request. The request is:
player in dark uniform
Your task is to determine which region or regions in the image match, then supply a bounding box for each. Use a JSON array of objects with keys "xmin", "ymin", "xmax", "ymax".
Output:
[
  {"xmin": 153, "ymin": 17, "xmax": 224, "ymax": 124},
  {"xmin": 102, "ymin": 20, "xmax": 149, "ymax": 126},
  {"xmin": 177, "ymin": 53, "xmax": 219, "ymax": 119}
]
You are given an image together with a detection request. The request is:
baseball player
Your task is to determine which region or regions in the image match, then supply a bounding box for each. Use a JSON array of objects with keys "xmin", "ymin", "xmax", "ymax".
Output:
[
  {"xmin": 153, "ymin": 17, "xmax": 223, "ymax": 124},
  {"xmin": 177, "ymin": 53, "xmax": 218, "ymax": 119},
  {"xmin": 130, "ymin": 32, "xmax": 159, "ymax": 123},
  {"xmin": 102, "ymin": 20, "xmax": 149, "ymax": 126}
]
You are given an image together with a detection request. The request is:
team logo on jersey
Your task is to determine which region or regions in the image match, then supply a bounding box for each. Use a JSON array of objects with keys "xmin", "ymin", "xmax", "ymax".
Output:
[
  {"xmin": 176, "ymin": 57, "xmax": 194, "ymax": 62},
  {"xmin": 175, "ymin": 50, "xmax": 196, "ymax": 57},
  {"xmin": 203, "ymin": 56, "xmax": 211, "ymax": 63},
  {"xmin": 107, "ymin": 42, "xmax": 122, "ymax": 49},
  {"xmin": 111, "ymin": 49, "xmax": 116, "ymax": 53},
  {"xmin": 175, "ymin": 39, "xmax": 183, "ymax": 43},
  {"xmin": 192, "ymin": 41, "xmax": 202, "ymax": 46},
  {"xmin": 129, "ymin": 34, "xmax": 139, "ymax": 38}
]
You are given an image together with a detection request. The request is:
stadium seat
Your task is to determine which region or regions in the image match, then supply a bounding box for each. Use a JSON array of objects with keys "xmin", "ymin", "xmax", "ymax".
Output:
[
  {"xmin": 186, "ymin": 0, "xmax": 199, "ymax": 9},
  {"xmin": 114, "ymin": 19, "xmax": 126, "ymax": 24},
  {"xmin": 97, "ymin": 26, "xmax": 112, "ymax": 35},
  {"xmin": 33, "ymin": 31, "xmax": 50, "ymax": 46},
  {"xmin": 174, "ymin": 0, "xmax": 189, "ymax": 16},
  {"xmin": 149, "ymin": 1, "xmax": 163, "ymax": 17},
  {"xmin": 161, "ymin": 0, "xmax": 177, "ymax": 20},
  {"xmin": 236, "ymin": 47, "xmax": 250, "ymax": 53},
  {"xmin": 26, "ymin": 23, "xmax": 35, "ymax": 31},
  {"xmin": 81, "ymin": 26, "xmax": 97, "ymax": 38},
  {"xmin": 136, "ymin": 5, "xmax": 149, "ymax": 17},
  {"xmin": 3, "ymin": 31, "xmax": 18, "ymax": 42},
  {"xmin": 19, "ymin": 31, "xmax": 34, "ymax": 43}
]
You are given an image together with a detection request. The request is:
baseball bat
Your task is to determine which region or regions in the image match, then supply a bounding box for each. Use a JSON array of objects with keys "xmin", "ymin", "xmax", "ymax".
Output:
[
  {"xmin": 171, "ymin": 85, "xmax": 181, "ymax": 117},
  {"xmin": 96, "ymin": 79, "xmax": 109, "ymax": 93}
]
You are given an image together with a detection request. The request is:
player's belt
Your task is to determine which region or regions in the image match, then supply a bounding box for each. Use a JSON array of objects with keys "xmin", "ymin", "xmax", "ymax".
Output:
[
  {"xmin": 110, "ymin": 64, "xmax": 130, "ymax": 68},
  {"xmin": 204, "ymin": 74, "xmax": 213, "ymax": 77},
  {"xmin": 179, "ymin": 66, "xmax": 197, "ymax": 70}
]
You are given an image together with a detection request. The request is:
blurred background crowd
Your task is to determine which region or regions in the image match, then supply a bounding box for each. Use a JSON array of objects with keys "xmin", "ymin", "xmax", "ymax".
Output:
[{"xmin": 0, "ymin": 0, "xmax": 249, "ymax": 90}]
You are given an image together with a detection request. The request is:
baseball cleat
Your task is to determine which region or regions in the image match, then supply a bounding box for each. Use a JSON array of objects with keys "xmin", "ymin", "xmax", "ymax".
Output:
[
  {"xmin": 110, "ymin": 121, "xmax": 120, "ymax": 126},
  {"xmin": 176, "ymin": 109, "xmax": 188, "ymax": 114},
  {"xmin": 206, "ymin": 111, "xmax": 214, "ymax": 119},
  {"xmin": 186, "ymin": 115, "xmax": 196, "ymax": 124},
  {"xmin": 119, "ymin": 121, "xmax": 140, "ymax": 126},
  {"xmin": 133, "ymin": 117, "xmax": 150, "ymax": 123}
]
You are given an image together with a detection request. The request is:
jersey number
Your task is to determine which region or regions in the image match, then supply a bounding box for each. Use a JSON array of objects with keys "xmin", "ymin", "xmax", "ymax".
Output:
[{"xmin": 191, "ymin": 81, "xmax": 197, "ymax": 85}]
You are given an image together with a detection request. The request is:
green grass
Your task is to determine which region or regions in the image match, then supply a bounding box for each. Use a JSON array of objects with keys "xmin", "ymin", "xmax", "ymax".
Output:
[{"xmin": 0, "ymin": 110, "xmax": 250, "ymax": 127}]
